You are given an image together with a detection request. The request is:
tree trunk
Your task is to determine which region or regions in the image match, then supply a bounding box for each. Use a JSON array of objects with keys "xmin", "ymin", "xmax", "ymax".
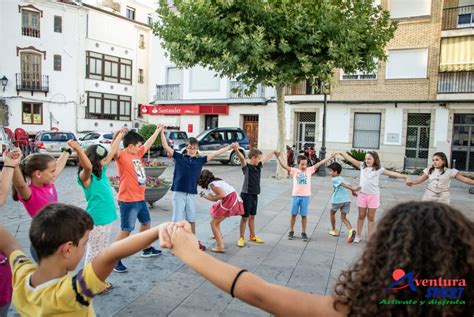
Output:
[{"xmin": 275, "ymin": 85, "xmax": 287, "ymax": 179}]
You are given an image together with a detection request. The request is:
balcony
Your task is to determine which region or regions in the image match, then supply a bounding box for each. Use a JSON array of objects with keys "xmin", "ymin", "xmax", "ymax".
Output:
[
  {"xmin": 285, "ymin": 80, "xmax": 324, "ymax": 95},
  {"xmin": 229, "ymin": 81, "xmax": 265, "ymax": 99},
  {"xmin": 155, "ymin": 84, "xmax": 180, "ymax": 100},
  {"xmin": 442, "ymin": 5, "xmax": 474, "ymax": 31},
  {"xmin": 16, "ymin": 73, "xmax": 49, "ymax": 96},
  {"xmin": 438, "ymin": 71, "xmax": 474, "ymax": 93},
  {"xmin": 22, "ymin": 26, "xmax": 40, "ymax": 37}
]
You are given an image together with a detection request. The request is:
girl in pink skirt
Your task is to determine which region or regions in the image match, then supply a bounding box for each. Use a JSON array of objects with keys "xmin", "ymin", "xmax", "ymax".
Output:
[{"xmin": 198, "ymin": 169, "xmax": 244, "ymax": 253}]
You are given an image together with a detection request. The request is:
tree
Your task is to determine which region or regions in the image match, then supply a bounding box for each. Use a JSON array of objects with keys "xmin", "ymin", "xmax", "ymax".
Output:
[
  {"xmin": 154, "ymin": 0, "xmax": 397, "ymax": 178},
  {"xmin": 139, "ymin": 124, "xmax": 162, "ymax": 159}
]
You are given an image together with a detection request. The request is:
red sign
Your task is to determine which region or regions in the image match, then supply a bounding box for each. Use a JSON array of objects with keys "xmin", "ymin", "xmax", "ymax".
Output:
[
  {"xmin": 188, "ymin": 124, "xmax": 193, "ymax": 133},
  {"xmin": 140, "ymin": 104, "xmax": 229, "ymax": 115}
]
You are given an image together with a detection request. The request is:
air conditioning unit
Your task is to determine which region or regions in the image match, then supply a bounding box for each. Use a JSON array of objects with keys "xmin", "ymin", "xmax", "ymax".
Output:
[{"xmin": 112, "ymin": 2, "xmax": 121, "ymax": 12}]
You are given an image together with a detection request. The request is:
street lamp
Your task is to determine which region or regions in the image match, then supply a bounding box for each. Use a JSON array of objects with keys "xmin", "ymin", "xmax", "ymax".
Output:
[
  {"xmin": 317, "ymin": 81, "xmax": 328, "ymax": 176},
  {"xmin": 1, "ymin": 76, "xmax": 8, "ymax": 92}
]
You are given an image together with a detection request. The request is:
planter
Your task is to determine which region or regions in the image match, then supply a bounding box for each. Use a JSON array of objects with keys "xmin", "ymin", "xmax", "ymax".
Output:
[
  {"xmin": 113, "ymin": 185, "xmax": 170, "ymax": 207},
  {"xmin": 144, "ymin": 166, "xmax": 167, "ymax": 177}
]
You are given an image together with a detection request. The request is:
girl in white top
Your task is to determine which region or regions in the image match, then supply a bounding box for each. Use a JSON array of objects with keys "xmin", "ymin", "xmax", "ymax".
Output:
[
  {"xmin": 338, "ymin": 151, "xmax": 409, "ymax": 243},
  {"xmin": 407, "ymin": 152, "xmax": 474, "ymax": 204},
  {"xmin": 198, "ymin": 170, "xmax": 244, "ymax": 253}
]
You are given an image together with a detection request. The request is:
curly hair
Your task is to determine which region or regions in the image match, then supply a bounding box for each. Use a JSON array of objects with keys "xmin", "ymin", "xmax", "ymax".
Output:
[
  {"xmin": 333, "ymin": 201, "xmax": 473, "ymax": 317},
  {"xmin": 198, "ymin": 169, "xmax": 221, "ymax": 189}
]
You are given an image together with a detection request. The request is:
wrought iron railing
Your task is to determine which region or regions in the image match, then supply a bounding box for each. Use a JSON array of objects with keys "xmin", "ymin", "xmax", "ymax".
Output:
[
  {"xmin": 155, "ymin": 84, "xmax": 180, "ymax": 100},
  {"xmin": 438, "ymin": 71, "xmax": 474, "ymax": 93},
  {"xmin": 16, "ymin": 73, "xmax": 49, "ymax": 93},
  {"xmin": 442, "ymin": 5, "xmax": 474, "ymax": 30}
]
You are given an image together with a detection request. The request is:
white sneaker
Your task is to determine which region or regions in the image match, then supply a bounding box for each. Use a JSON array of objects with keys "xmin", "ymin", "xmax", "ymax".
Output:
[{"xmin": 353, "ymin": 236, "xmax": 361, "ymax": 243}]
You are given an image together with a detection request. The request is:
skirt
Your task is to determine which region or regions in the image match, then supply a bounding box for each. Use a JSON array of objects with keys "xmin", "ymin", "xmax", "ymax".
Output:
[
  {"xmin": 422, "ymin": 189, "xmax": 450, "ymax": 204},
  {"xmin": 210, "ymin": 192, "xmax": 245, "ymax": 218}
]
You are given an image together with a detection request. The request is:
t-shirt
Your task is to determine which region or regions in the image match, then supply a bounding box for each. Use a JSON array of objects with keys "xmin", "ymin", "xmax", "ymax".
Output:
[
  {"xmin": 78, "ymin": 165, "xmax": 117, "ymax": 226},
  {"xmin": 9, "ymin": 250, "xmax": 107, "ymax": 316},
  {"xmin": 0, "ymin": 252, "xmax": 12, "ymax": 306},
  {"xmin": 290, "ymin": 166, "xmax": 316, "ymax": 196},
  {"xmin": 19, "ymin": 183, "xmax": 58, "ymax": 217},
  {"xmin": 209, "ymin": 180, "xmax": 236, "ymax": 196},
  {"xmin": 359, "ymin": 162, "xmax": 385, "ymax": 195},
  {"xmin": 116, "ymin": 147, "xmax": 147, "ymax": 202},
  {"xmin": 423, "ymin": 167, "xmax": 458, "ymax": 193},
  {"xmin": 241, "ymin": 162, "xmax": 262, "ymax": 195},
  {"xmin": 171, "ymin": 151, "xmax": 208, "ymax": 194},
  {"xmin": 331, "ymin": 176, "xmax": 350, "ymax": 204}
]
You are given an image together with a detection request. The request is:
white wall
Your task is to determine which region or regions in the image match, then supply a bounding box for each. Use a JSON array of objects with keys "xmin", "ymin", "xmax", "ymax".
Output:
[
  {"xmin": 384, "ymin": 107, "xmax": 403, "ymax": 145},
  {"xmin": 326, "ymin": 104, "xmax": 351, "ymax": 143}
]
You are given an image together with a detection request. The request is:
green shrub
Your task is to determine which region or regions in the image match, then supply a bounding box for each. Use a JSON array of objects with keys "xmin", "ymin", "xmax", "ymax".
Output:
[
  {"xmin": 138, "ymin": 124, "xmax": 162, "ymax": 147},
  {"xmin": 343, "ymin": 149, "xmax": 367, "ymax": 169}
]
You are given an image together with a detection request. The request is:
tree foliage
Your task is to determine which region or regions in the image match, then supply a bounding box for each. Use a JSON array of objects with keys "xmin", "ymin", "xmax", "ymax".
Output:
[{"xmin": 139, "ymin": 124, "xmax": 161, "ymax": 147}]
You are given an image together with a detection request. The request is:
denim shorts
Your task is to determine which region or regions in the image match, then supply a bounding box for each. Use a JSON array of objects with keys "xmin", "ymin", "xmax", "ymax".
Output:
[
  {"xmin": 331, "ymin": 202, "xmax": 351, "ymax": 213},
  {"xmin": 290, "ymin": 196, "xmax": 309, "ymax": 216},
  {"xmin": 118, "ymin": 200, "xmax": 151, "ymax": 232},
  {"xmin": 172, "ymin": 191, "xmax": 197, "ymax": 222}
]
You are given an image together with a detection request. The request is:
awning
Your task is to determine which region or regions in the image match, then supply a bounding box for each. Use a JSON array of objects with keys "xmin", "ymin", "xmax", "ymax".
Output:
[
  {"xmin": 140, "ymin": 104, "xmax": 229, "ymax": 115},
  {"xmin": 440, "ymin": 36, "xmax": 474, "ymax": 72}
]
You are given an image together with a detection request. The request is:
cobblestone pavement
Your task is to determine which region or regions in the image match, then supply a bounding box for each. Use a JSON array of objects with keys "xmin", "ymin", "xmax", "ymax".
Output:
[{"xmin": 1, "ymin": 160, "xmax": 472, "ymax": 316}]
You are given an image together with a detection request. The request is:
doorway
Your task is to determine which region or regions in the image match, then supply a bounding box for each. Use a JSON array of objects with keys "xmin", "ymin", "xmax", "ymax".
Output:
[{"xmin": 243, "ymin": 115, "xmax": 259, "ymax": 149}]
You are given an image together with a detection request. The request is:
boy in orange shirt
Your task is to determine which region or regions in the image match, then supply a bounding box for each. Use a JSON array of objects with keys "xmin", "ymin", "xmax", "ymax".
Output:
[{"xmin": 113, "ymin": 126, "xmax": 163, "ymax": 273}]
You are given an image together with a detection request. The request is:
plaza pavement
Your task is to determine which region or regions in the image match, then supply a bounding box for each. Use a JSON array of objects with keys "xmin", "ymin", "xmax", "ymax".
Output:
[{"xmin": 1, "ymin": 160, "xmax": 472, "ymax": 316}]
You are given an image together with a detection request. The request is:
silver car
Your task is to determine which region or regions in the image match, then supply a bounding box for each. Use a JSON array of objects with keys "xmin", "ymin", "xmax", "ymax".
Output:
[{"xmin": 34, "ymin": 131, "xmax": 78, "ymax": 164}]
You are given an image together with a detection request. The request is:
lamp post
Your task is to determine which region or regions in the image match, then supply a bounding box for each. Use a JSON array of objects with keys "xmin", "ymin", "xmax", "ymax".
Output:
[
  {"xmin": 317, "ymin": 81, "xmax": 328, "ymax": 176},
  {"xmin": 1, "ymin": 76, "xmax": 8, "ymax": 92}
]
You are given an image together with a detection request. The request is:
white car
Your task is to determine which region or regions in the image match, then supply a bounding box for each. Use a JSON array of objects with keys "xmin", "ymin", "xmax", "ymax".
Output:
[
  {"xmin": 79, "ymin": 132, "xmax": 116, "ymax": 151},
  {"xmin": 0, "ymin": 126, "xmax": 13, "ymax": 163}
]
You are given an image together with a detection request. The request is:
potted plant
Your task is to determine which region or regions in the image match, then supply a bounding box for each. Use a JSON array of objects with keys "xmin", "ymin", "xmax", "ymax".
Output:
[
  {"xmin": 109, "ymin": 176, "xmax": 171, "ymax": 207},
  {"xmin": 142, "ymin": 159, "xmax": 169, "ymax": 177}
]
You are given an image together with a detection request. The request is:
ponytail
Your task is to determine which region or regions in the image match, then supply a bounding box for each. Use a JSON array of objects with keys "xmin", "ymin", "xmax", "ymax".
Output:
[{"xmin": 12, "ymin": 153, "xmax": 55, "ymax": 201}]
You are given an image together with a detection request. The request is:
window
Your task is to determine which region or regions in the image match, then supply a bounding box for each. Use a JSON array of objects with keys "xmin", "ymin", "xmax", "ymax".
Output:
[
  {"xmin": 126, "ymin": 7, "xmax": 135, "ymax": 20},
  {"xmin": 138, "ymin": 69, "xmax": 144, "ymax": 83},
  {"xmin": 147, "ymin": 14, "xmax": 153, "ymax": 25},
  {"xmin": 353, "ymin": 113, "xmax": 381, "ymax": 149},
  {"xmin": 341, "ymin": 69, "xmax": 377, "ymax": 80},
  {"xmin": 20, "ymin": 53, "xmax": 42, "ymax": 89},
  {"xmin": 22, "ymin": 10, "xmax": 40, "ymax": 37},
  {"xmin": 40, "ymin": 132, "xmax": 75, "ymax": 141},
  {"xmin": 86, "ymin": 51, "xmax": 132, "ymax": 84},
  {"xmin": 139, "ymin": 34, "xmax": 145, "ymax": 49},
  {"xmin": 22, "ymin": 102, "xmax": 42, "ymax": 124},
  {"xmin": 54, "ymin": 16, "xmax": 62, "ymax": 33},
  {"xmin": 386, "ymin": 49, "xmax": 428, "ymax": 79},
  {"xmin": 390, "ymin": 0, "xmax": 431, "ymax": 19},
  {"xmin": 86, "ymin": 92, "xmax": 132, "ymax": 121},
  {"xmin": 54, "ymin": 55, "xmax": 61, "ymax": 71}
]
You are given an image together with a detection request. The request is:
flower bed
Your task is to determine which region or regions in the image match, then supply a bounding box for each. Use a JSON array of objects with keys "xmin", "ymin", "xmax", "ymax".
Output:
[
  {"xmin": 109, "ymin": 176, "xmax": 171, "ymax": 207},
  {"xmin": 141, "ymin": 159, "xmax": 170, "ymax": 177}
]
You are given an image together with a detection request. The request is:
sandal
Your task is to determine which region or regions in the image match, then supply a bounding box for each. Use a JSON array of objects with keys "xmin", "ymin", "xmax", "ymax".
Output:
[{"xmin": 210, "ymin": 247, "xmax": 225, "ymax": 253}]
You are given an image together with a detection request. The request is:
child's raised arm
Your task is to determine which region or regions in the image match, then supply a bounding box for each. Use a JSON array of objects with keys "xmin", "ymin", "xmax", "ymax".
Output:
[
  {"xmin": 231, "ymin": 143, "xmax": 246, "ymax": 167},
  {"xmin": 406, "ymin": 174, "xmax": 428, "ymax": 186},
  {"xmin": 104, "ymin": 128, "xmax": 127, "ymax": 166},
  {"xmin": 12, "ymin": 164, "xmax": 31, "ymax": 201},
  {"xmin": 274, "ymin": 151, "xmax": 291, "ymax": 173},
  {"xmin": 160, "ymin": 125, "xmax": 174, "ymax": 157},
  {"xmin": 261, "ymin": 151, "xmax": 275, "ymax": 165},
  {"xmin": 54, "ymin": 145, "xmax": 72, "ymax": 179},
  {"xmin": 337, "ymin": 152, "xmax": 361, "ymax": 169},
  {"xmin": 143, "ymin": 124, "xmax": 163, "ymax": 152},
  {"xmin": 383, "ymin": 169, "xmax": 409, "ymax": 180},
  {"xmin": 313, "ymin": 153, "xmax": 336, "ymax": 171},
  {"xmin": 455, "ymin": 173, "xmax": 474, "ymax": 186},
  {"xmin": 207, "ymin": 143, "xmax": 233, "ymax": 161},
  {"xmin": 0, "ymin": 149, "xmax": 22, "ymax": 206},
  {"xmin": 0, "ymin": 224, "xmax": 22, "ymax": 258},
  {"xmin": 69, "ymin": 140, "xmax": 93, "ymax": 186}
]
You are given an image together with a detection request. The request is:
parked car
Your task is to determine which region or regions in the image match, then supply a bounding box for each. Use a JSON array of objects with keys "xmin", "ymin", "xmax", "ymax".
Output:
[
  {"xmin": 34, "ymin": 131, "xmax": 78, "ymax": 164},
  {"xmin": 183, "ymin": 127, "xmax": 250, "ymax": 166},
  {"xmin": 0, "ymin": 126, "xmax": 14, "ymax": 163},
  {"xmin": 160, "ymin": 130, "xmax": 188, "ymax": 156},
  {"xmin": 79, "ymin": 132, "xmax": 116, "ymax": 151}
]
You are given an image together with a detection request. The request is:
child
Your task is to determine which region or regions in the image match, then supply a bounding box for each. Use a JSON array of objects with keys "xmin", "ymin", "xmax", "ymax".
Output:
[
  {"xmin": 327, "ymin": 162, "xmax": 359, "ymax": 243},
  {"xmin": 275, "ymin": 152, "xmax": 334, "ymax": 241},
  {"xmin": 160, "ymin": 125, "xmax": 233, "ymax": 250},
  {"xmin": 198, "ymin": 169, "xmax": 244, "ymax": 253},
  {"xmin": 407, "ymin": 152, "xmax": 474, "ymax": 203},
  {"xmin": 0, "ymin": 149, "xmax": 22, "ymax": 317},
  {"xmin": 113, "ymin": 127, "xmax": 163, "ymax": 273},
  {"xmin": 337, "ymin": 151, "xmax": 409, "ymax": 243},
  {"xmin": 77, "ymin": 129, "xmax": 127, "ymax": 293},
  {"xmin": 0, "ymin": 203, "xmax": 174, "ymax": 316},
  {"xmin": 164, "ymin": 201, "xmax": 473, "ymax": 317},
  {"xmin": 232, "ymin": 143, "xmax": 274, "ymax": 247}
]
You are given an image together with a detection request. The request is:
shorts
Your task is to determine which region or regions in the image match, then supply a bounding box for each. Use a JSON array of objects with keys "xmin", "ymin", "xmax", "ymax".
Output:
[
  {"xmin": 172, "ymin": 191, "xmax": 197, "ymax": 222},
  {"xmin": 331, "ymin": 202, "xmax": 351, "ymax": 213},
  {"xmin": 241, "ymin": 193, "xmax": 258, "ymax": 217},
  {"xmin": 118, "ymin": 200, "xmax": 151, "ymax": 232},
  {"xmin": 290, "ymin": 196, "xmax": 309, "ymax": 216},
  {"xmin": 357, "ymin": 193, "xmax": 380, "ymax": 209}
]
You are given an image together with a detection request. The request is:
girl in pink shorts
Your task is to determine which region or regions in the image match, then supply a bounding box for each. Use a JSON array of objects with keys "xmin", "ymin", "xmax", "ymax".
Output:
[
  {"xmin": 338, "ymin": 151, "xmax": 409, "ymax": 243},
  {"xmin": 198, "ymin": 170, "xmax": 244, "ymax": 253}
]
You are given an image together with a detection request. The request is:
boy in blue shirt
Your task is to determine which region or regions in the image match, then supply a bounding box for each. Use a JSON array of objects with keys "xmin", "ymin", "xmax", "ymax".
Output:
[{"xmin": 327, "ymin": 162, "xmax": 360, "ymax": 243}]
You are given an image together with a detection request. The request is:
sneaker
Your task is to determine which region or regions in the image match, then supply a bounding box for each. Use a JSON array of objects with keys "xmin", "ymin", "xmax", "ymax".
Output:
[
  {"xmin": 113, "ymin": 260, "xmax": 128, "ymax": 273},
  {"xmin": 141, "ymin": 247, "xmax": 162, "ymax": 258},
  {"xmin": 198, "ymin": 241, "xmax": 206, "ymax": 251},
  {"xmin": 301, "ymin": 232, "xmax": 309, "ymax": 242},
  {"xmin": 328, "ymin": 230, "xmax": 339, "ymax": 236},
  {"xmin": 353, "ymin": 236, "xmax": 361, "ymax": 243},
  {"xmin": 347, "ymin": 230, "xmax": 356, "ymax": 243},
  {"xmin": 288, "ymin": 231, "xmax": 294, "ymax": 240},
  {"xmin": 237, "ymin": 237, "xmax": 245, "ymax": 247},
  {"xmin": 98, "ymin": 282, "xmax": 114, "ymax": 295},
  {"xmin": 249, "ymin": 235, "xmax": 264, "ymax": 244}
]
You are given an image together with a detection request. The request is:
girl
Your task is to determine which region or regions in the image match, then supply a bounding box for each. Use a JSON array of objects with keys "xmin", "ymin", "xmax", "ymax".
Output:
[
  {"xmin": 407, "ymin": 152, "xmax": 474, "ymax": 203},
  {"xmin": 198, "ymin": 169, "xmax": 244, "ymax": 253},
  {"xmin": 338, "ymin": 151, "xmax": 409, "ymax": 243},
  {"xmin": 0, "ymin": 149, "xmax": 22, "ymax": 317},
  {"xmin": 166, "ymin": 201, "xmax": 473, "ymax": 317}
]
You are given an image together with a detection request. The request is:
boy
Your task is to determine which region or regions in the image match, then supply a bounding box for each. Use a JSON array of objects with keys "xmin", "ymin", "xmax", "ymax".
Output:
[
  {"xmin": 275, "ymin": 152, "xmax": 334, "ymax": 241},
  {"xmin": 0, "ymin": 203, "xmax": 173, "ymax": 316},
  {"xmin": 327, "ymin": 162, "xmax": 360, "ymax": 243},
  {"xmin": 160, "ymin": 125, "xmax": 234, "ymax": 250},
  {"xmin": 113, "ymin": 126, "xmax": 163, "ymax": 273},
  {"xmin": 232, "ymin": 144, "xmax": 274, "ymax": 247}
]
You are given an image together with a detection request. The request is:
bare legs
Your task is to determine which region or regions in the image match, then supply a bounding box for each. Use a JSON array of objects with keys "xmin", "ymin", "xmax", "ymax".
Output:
[
  {"xmin": 357, "ymin": 207, "xmax": 376, "ymax": 240},
  {"xmin": 210, "ymin": 217, "xmax": 226, "ymax": 250}
]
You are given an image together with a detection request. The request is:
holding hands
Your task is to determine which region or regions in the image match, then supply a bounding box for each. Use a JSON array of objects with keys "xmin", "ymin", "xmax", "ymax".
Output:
[
  {"xmin": 3, "ymin": 148, "xmax": 22, "ymax": 167},
  {"xmin": 67, "ymin": 140, "xmax": 82, "ymax": 152}
]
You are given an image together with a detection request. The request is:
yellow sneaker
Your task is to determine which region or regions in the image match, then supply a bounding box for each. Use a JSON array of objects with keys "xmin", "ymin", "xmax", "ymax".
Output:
[
  {"xmin": 249, "ymin": 235, "xmax": 264, "ymax": 244},
  {"xmin": 237, "ymin": 237, "xmax": 245, "ymax": 247}
]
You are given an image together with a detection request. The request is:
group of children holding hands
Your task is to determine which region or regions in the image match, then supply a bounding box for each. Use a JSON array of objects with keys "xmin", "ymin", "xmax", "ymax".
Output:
[{"xmin": 0, "ymin": 123, "xmax": 473, "ymax": 316}]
